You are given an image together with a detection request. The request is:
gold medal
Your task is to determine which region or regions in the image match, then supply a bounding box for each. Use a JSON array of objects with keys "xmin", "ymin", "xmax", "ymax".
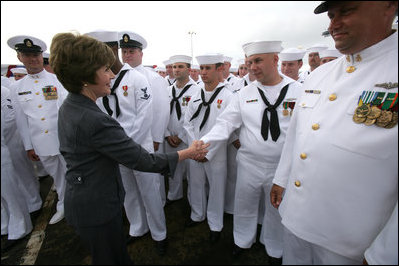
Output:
[
  {"xmin": 366, "ymin": 106, "xmax": 382, "ymax": 119},
  {"xmin": 353, "ymin": 113, "xmax": 366, "ymax": 124},
  {"xmin": 123, "ymin": 91, "xmax": 128, "ymax": 96},
  {"xmin": 346, "ymin": 66, "xmax": 356, "ymax": 73},
  {"xmin": 364, "ymin": 117, "xmax": 376, "ymax": 126},
  {"xmin": 355, "ymin": 104, "xmax": 371, "ymax": 117},
  {"xmin": 384, "ymin": 112, "xmax": 398, "ymax": 128},
  {"xmin": 282, "ymin": 109, "xmax": 289, "ymax": 116},
  {"xmin": 375, "ymin": 110, "xmax": 393, "ymax": 127},
  {"xmin": 217, "ymin": 104, "xmax": 221, "ymax": 109}
]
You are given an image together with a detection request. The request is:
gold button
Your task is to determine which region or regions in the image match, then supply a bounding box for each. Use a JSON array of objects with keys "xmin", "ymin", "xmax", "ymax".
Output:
[
  {"xmin": 41, "ymin": 117, "xmax": 45, "ymax": 121},
  {"xmin": 346, "ymin": 66, "xmax": 356, "ymax": 73},
  {"xmin": 294, "ymin": 181, "xmax": 301, "ymax": 187},
  {"xmin": 38, "ymin": 105, "xmax": 42, "ymax": 108},
  {"xmin": 301, "ymin": 102, "xmax": 306, "ymax": 107},
  {"xmin": 329, "ymin": 94, "xmax": 337, "ymax": 101},
  {"xmin": 45, "ymin": 130, "xmax": 48, "ymax": 133},
  {"xmin": 36, "ymin": 92, "xmax": 40, "ymax": 95},
  {"xmin": 312, "ymin": 123, "xmax": 320, "ymax": 130},
  {"xmin": 34, "ymin": 80, "xmax": 39, "ymax": 83},
  {"xmin": 300, "ymin": 153, "xmax": 307, "ymax": 159}
]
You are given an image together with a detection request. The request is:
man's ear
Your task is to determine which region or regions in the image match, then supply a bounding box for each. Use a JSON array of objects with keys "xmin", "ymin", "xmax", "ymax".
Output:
[{"xmin": 17, "ymin": 52, "xmax": 23, "ymax": 63}]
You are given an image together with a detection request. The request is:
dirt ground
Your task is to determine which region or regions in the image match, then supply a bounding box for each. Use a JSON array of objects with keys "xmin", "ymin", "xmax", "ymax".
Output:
[{"xmin": 1, "ymin": 176, "xmax": 272, "ymax": 265}]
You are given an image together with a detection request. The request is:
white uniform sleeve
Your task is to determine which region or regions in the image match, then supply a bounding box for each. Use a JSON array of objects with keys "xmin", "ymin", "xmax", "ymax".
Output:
[
  {"xmin": 201, "ymin": 93, "xmax": 242, "ymax": 160},
  {"xmin": 9, "ymin": 84, "xmax": 33, "ymax": 151},
  {"xmin": 150, "ymin": 75, "xmax": 170, "ymax": 143},
  {"xmin": 364, "ymin": 201, "xmax": 398, "ymax": 265},
  {"xmin": 131, "ymin": 77, "xmax": 153, "ymax": 145}
]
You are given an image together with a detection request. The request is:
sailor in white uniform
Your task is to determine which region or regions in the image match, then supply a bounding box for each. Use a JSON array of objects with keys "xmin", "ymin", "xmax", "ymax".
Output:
[
  {"xmin": 280, "ymin": 48, "xmax": 306, "ymax": 83},
  {"xmin": 319, "ymin": 47, "xmax": 342, "ymax": 65},
  {"xmin": 164, "ymin": 55, "xmax": 200, "ymax": 203},
  {"xmin": 223, "ymin": 56, "xmax": 240, "ymax": 88},
  {"xmin": 7, "ymin": 35, "xmax": 68, "ymax": 225},
  {"xmin": 271, "ymin": 1, "xmax": 398, "ymax": 264},
  {"xmin": 1, "ymin": 86, "xmax": 33, "ymax": 250},
  {"xmin": 118, "ymin": 30, "xmax": 169, "ymax": 253},
  {"xmin": 1, "ymin": 81, "xmax": 42, "ymax": 214},
  {"xmin": 184, "ymin": 53, "xmax": 234, "ymax": 243},
  {"xmin": 201, "ymin": 41, "xmax": 302, "ymax": 262},
  {"xmin": 10, "ymin": 67, "xmax": 27, "ymax": 82},
  {"xmin": 298, "ymin": 43, "xmax": 328, "ymax": 83},
  {"xmin": 164, "ymin": 59, "xmax": 176, "ymax": 86}
]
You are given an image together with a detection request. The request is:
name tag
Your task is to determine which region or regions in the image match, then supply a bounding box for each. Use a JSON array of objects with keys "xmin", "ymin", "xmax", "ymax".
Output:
[{"xmin": 18, "ymin": 91, "xmax": 32, "ymax": 95}]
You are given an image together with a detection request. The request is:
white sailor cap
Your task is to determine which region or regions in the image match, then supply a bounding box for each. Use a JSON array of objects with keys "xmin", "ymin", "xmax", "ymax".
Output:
[
  {"xmin": 7, "ymin": 35, "xmax": 46, "ymax": 53},
  {"xmin": 191, "ymin": 64, "xmax": 200, "ymax": 70},
  {"xmin": 155, "ymin": 66, "xmax": 166, "ymax": 72},
  {"xmin": 237, "ymin": 59, "xmax": 245, "ymax": 65},
  {"xmin": 169, "ymin": 55, "xmax": 192, "ymax": 64},
  {"xmin": 42, "ymin": 52, "xmax": 50, "ymax": 59},
  {"xmin": 42, "ymin": 51, "xmax": 50, "ymax": 65},
  {"xmin": 196, "ymin": 53, "xmax": 224, "ymax": 65},
  {"xmin": 118, "ymin": 31, "xmax": 147, "ymax": 49},
  {"xmin": 10, "ymin": 67, "xmax": 27, "ymax": 75},
  {"xmin": 163, "ymin": 59, "xmax": 172, "ymax": 66},
  {"xmin": 319, "ymin": 48, "xmax": 342, "ymax": 59},
  {"xmin": 242, "ymin": 41, "xmax": 283, "ymax": 57},
  {"xmin": 230, "ymin": 67, "xmax": 238, "ymax": 73},
  {"xmin": 224, "ymin": 56, "xmax": 233, "ymax": 63},
  {"xmin": 279, "ymin": 47, "xmax": 306, "ymax": 61},
  {"xmin": 307, "ymin": 43, "xmax": 328, "ymax": 53},
  {"xmin": 85, "ymin": 30, "xmax": 119, "ymax": 46}
]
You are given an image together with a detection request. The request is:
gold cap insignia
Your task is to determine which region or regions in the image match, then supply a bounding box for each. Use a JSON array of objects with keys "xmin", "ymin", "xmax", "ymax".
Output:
[
  {"xmin": 123, "ymin": 34, "xmax": 129, "ymax": 43},
  {"xmin": 24, "ymin": 39, "xmax": 32, "ymax": 47}
]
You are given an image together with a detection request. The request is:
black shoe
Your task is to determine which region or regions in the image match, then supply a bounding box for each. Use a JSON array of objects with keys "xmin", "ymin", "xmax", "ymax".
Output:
[
  {"xmin": 232, "ymin": 244, "xmax": 244, "ymax": 257},
  {"xmin": 126, "ymin": 232, "xmax": 149, "ymax": 245},
  {"xmin": 269, "ymin": 256, "xmax": 282, "ymax": 265},
  {"xmin": 165, "ymin": 199, "xmax": 174, "ymax": 206},
  {"xmin": 209, "ymin": 230, "xmax": 221, "ymax": 243},
  {"xmin": 185, "ymin": 218, "xmax": 202, "ymax": 227},
  {"xmin": 1, "ymin": 239, "xmax": 19, "ymax": 252},
  {"xmin": 155, "ymin": 239, "xmax": 167, "ymax": 256}
]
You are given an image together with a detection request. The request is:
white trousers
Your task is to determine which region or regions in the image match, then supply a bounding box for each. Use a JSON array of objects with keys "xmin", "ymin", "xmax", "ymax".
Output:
[
  {"xmin": 189, "ymin": 159, "xmax": 227, "ymax": 232},
  {"xmin": 119, "ymin": 165, "xmax": 166, "ymax": 241},
  {"xmin": 282, "ymin": 227, "xmax": 362, "ymax": 265},
  {"xmin": 39, "ymin": 154, "xmax": 66, "ymax": 213},
  {"xmin": 1, "ymin": 162, "xmax": 33, "ymax": 239},
  {"xmin": 7, "ymin": 136, "xmax": 42, "ymax": 213},
  {"xmin": 224, "ymin": 144, "xmax": 237, "ymax": 214},
  {"xmin": 234, "ymin": 158, "xmax": 283, "ymax": 258},
  {"xmin": 164, "ymin": 141, "xmax": 188, "ymax": 201}
]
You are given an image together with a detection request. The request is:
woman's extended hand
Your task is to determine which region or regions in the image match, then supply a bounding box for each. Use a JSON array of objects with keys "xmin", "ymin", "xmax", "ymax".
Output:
[{"xmin": 177, "ymin": 140, "xmax": 210, "ymax": 161}]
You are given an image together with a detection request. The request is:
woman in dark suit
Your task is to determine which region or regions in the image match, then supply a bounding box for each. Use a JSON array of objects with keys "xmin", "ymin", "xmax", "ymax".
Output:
[{"xmin": 50, "ymin": 32, "xmax": 208, "ymax": 265}]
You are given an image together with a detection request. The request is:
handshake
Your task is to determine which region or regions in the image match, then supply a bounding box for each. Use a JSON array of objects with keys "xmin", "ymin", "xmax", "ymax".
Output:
[{"xmin": 178, "ymin": 140, "xmax": 210, "ymax": 162}]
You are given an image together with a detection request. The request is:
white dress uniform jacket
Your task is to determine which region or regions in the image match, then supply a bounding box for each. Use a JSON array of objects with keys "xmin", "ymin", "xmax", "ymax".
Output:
[
  {"xmin": 201, "ymin": 76, "xmax": 302, "ymax": 256},
  {"xmin": 10, "ymin": 69, "xmax": 68, "ymax": 214},
  {"xmin": 1, "ymin": 86, "xmax": 32, "ymax": 240},
  {"xmin": 184, "ymin": 83, "xmax": 233, "ymax": 231},
  {"xmin": 10, "ymin": 69, "xmax": 67, "ymax": 156},
  {"xmin": 165, "ymin": 79, "xmax": 200, "ymax": 201},
  {"xmin": 273, "ymin": 31, "xmax": 398, "ymax": 261}
]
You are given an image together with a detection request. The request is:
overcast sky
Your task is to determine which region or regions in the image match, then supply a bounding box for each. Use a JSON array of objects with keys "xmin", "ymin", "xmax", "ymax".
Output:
[{"xmin": 1, "ymin": 1, "xmax": 336, "ymax": 70}]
